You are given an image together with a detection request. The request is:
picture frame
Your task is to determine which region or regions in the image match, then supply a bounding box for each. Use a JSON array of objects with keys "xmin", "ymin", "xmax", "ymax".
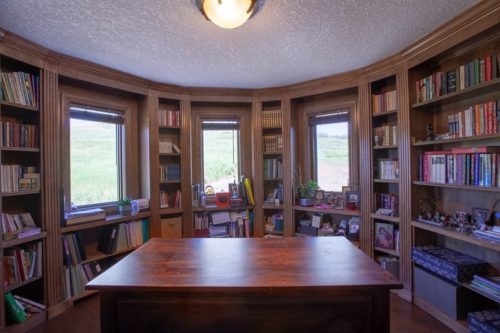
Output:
[
  {"xmin": 341, "ymin": 186, "xmax": 351, "ymax": 195},
  {"xmin": 472, "ymin": 207, "xmax": 489, "ymax": 226},
  {"xmin": 228, "ymin": 183, "xmax": 239, "ymax": 198},
  {"xmin": 315, "ymin": 190, "xmax": 325, "ymax": 201},
  {"xmin": 346, "ymin": 191, "xmax": 359, "ymax": 208}
]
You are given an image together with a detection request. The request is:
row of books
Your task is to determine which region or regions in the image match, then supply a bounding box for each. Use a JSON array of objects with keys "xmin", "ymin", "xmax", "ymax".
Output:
[
  {"xmin": 64, "ymin": 260, "xmax": 113, "ymax": 299},
  {"xmin": 0, "ymin": 121, "xmax": 38, "ymax": 148},
  {"xmin": 159, "ymin": 140, "xmax": 180, "ymax": 154},
  {"xmin": 446, "ymin": 100, "xmax": 499, "ymax": 138},
  {"xmin": 0, "ymin": 71, "xmax": 39, "ymax": 108},
  {"xmin": 263, "ymin": 158, "xmax": 283, "ymax": 179},
  {"xmin": 160, "ymin": 190, "xmax": 181, "ymax": 209},
  {"xmin": 158, "ymin": 109, "xmax": 180, "ymax": 127},
  {"xmin": 473, "ymin": 226, "xmax": 500, "ymax": 244},
  {"xmin": 375, "ymin": 222, "xmax": 400, "ymax": 251},
  {"xmin": 193, "ymin": 210, "xmax": 253, "ymax": 238},
  {"xmin": 374, "ymin": 192, "xmax": 399, "ymax": 217},
  {"xmin": 0, "ymin": 165, "xmax": 38, "ymax": 193},
  {"xmin": 261, "ymin": 109, "xmax": 282, "ymax": 128},
  {"xmin": 373, "ymin": 124, "xmax": 398, "ymax": 146},
  {"xmin": 263, "ymin": 134, "xmax": 283, "ymax": 153},
  {"xmin": 415, "ymin": 53, "xmax": 499, "ymax": 103},
  {"xmin": 4, "ymin": 292, "xmax": 45, "ymax": 324},
  {"xmin": 372, "ymin": 90, "xmax": 396, "ymax": 114},
  {"xmin": 3, "ymin": 241, "xmax": 43, "ymax": 288},
  {"xmin": 96, "ymin": 219, "xmax": 149, "ymax": 255},
  {"xmin": 264, "ymin": 184, "xmax": 284, "ymax": 205},
  {"xmin": 417, "ymin": 147, "xmax": 499, "ymax": 186},
  {"xmin": 159, "ymin": 164, "xmax": 180, "ymax": 182},
  {"xmin": 469, "ymin": 274, "xmax": 500, "ymax": 303},
  {"xmin": 376, "ymin": 159, "xmax": 399, "ymax": 180},
  {"xmin": 1, "ymin": 212, "xmax": 40, "ymax": 239}
]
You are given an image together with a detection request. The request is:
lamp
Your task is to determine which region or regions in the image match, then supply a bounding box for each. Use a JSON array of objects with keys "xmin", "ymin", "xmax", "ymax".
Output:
[{"xmin": 198, "ymin": 0, "xmax": 258, "ymax": 29}]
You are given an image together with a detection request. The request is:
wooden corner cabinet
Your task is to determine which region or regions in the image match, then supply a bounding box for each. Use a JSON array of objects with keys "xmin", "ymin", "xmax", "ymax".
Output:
[
  {"xmin": 408, "ymin": 24, "xmax": 500, "ymax": 333},
  {"xmin": 0, "ymin": 55, "xmax": 46, "ymax": 331}
]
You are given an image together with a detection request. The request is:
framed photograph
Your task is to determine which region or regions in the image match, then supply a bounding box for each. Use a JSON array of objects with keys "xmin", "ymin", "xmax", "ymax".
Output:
[
  {"xmin": 374, "ymin": 222, "xmax": 394, "ymax": 249},
  {"xmin": 341, "ymin": 186, "xmax": 351, "ymax": 195},
  {"xmin": 347, "ymin": 191, "xmax": 358, "ymax": 204},
  {"xmin": 228, "ymin": 183, "xmax": 239, "ymax": 198},
  {"xmin": 19, "ymin": 178, "xmax": 32, "ymax": 191},
  {"xmin": 472, "ymin": 207, "xmax": 489, "ymax": 226},
  {"xmin": 315, "ymin": 190, "xmax": 325, "ymax": 201}
]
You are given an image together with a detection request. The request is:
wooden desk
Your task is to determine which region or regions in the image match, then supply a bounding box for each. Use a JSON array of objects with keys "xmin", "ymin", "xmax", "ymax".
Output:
[{"xmin": 87, "ymin": 237, "xmax": 402, "ymax": 333}]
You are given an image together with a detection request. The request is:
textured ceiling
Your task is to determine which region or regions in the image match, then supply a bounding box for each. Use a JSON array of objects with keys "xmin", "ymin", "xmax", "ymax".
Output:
[{"xmin": 0, "ymin": 0, "xmax": 478, "ymax": 89}]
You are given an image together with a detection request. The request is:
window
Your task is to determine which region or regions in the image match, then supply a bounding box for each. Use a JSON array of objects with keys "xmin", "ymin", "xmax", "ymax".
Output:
[
  {"xmin": 202, "ymin": 119, "xmax": 240, "ymax": 192},
  {"xmin": 69, "ymin": 104, "xmax": 124, "ymax": 206},
  {"xmin": 310, "ymin": 111, "xmax": 350, "ymax": 191}
]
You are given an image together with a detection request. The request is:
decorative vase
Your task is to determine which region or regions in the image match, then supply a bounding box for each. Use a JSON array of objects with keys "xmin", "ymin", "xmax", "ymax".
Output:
[
  {"xmin": 119, "ymin": 205, "xmax": 132, "ymax": 214},
  {"xmin": 299, "ymin": 198, "xmax": 314, "ymax": 207}
]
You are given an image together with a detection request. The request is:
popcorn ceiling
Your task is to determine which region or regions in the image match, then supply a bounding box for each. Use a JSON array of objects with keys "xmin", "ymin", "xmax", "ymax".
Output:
[{"xmin": 0, "ymin": 0, "xmax": 478, "ymax": 89}]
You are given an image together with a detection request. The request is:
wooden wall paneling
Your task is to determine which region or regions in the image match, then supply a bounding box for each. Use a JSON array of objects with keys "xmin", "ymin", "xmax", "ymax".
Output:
[
  {"xmin": 252, "ymin": 94, "xmax": 264, "ymax": 237},
  {"xmin": 189, "ymin": 88, "xmax": 253, "ymax": 103},
  {"xmin": 148, "ymin": 92, "xmax": 161, "ymax": 237},
  {"xmin": 396, "ymin": 65, "xmax": 412, "ymax": 293},
  {"xmin": 180, "ymin": 95, "xmax": 192, "ymax": 237},
  {"xmin": 138, "ymin": 95, "xmax": 152, "ymax": 201},
  {"xmin": 43, "ymin": 69, "xmax": 65, "ymax": 311},
  {"xmin": 357, "ymin": 79, "xmax": 372, "ymax": 256},
  {"xmin": 281, "ymin": 92, "xmax": 293, "ymax": 237},
  {"xmin": 0, "ymin": 55, "xmax": 4, "ymax": 331}
]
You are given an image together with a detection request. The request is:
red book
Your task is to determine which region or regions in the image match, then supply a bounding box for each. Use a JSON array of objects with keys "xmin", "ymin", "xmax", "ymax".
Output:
[
  {"xmin": 424, "ymin": 151, "xmax": 450, "ymax": 155},
  {"xmin": 451, "ymin": 146, "xmax": 500, "ymax": 154},
  {"xmin": 423, "ymin": 155, "xmax": 429, "ymax": 182},
  {"xmin": 485, "ymin": 55, "xmax": 492, "ymax": 81}
]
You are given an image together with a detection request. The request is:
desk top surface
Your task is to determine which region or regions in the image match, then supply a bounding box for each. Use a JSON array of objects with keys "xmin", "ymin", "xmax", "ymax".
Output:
[{"xmin": 87, "ymin": 237, "xmax": 402, "ymax": 291}]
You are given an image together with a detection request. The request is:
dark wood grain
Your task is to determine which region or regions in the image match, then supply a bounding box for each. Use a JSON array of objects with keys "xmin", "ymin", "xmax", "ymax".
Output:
[{"xmin": 87, "ymin": 237, "xmax": 401, "ymax": 333}]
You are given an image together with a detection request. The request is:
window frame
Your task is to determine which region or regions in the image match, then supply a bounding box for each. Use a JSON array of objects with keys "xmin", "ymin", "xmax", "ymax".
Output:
[
  {"xmin": 309, "ymin": 109, "xmax": 352, "ymax": 191},
  {"xmin": 201, "ymin": 119, "xmax": 242, "ymax": 189},
  {"xmin": 61, "ymin": 90, "xmax": 137, "ymax": 212}
]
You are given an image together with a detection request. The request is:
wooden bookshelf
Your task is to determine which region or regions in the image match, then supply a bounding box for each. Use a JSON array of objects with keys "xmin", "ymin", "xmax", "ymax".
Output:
[
  {"xmin": 1, "ymin": 232, "xmax": 47, "ymax": 249},
  {"xmin": 373, "ymin": 145, "xmax": 398, "ymax": 150},
  {"xmin": 370, "ymin": 214, "xmax": 400, "ymax": 224},
  {"xmin": 293, "ymin": 206, "xmax": 360, "ymax": 216},
  {"xmin": 372, "ymin": 109, "xmax": 398, "ymax": 118},
  {"xmin": 4, "ymin": 275, "xmax": 43, "ymax": 293},
  {"xmin": 409, "ymin": 22, "xmax": 500, "ymax": 332},
  {"xmin": 0, "ymin": 190, "xmax": 40, "ymax": 197},
  {"xmin": 192, "ymin": 205, "xmax": 252, "ymax": 213},
  {"xmin": 61, "ymin": 212, "xmax": 151, "ymax": 233},
  {"xmin": 374, "ymin": 247, "xmax": 399, "ymax": 257},
  {"xmin": 0, "ymin": 100, "xmax": 39, "ymax": 112},
  {"xmin": 159, "ymin": 207, "xmax": 183, "ymax": 215},
  {"xmin": 373, "ymin": 179, "xmax": 399, "ymax": 184},
  {"xmin": 0, "ymin": 147, "xmax": 40, "ymax": 152},
  {"xmin": 4, "ymin": 311, "xmax": 46, "ymax": 333},
  {"xmin": 82, "ymin": 246, "xmax": 139, "ymax": 265}
]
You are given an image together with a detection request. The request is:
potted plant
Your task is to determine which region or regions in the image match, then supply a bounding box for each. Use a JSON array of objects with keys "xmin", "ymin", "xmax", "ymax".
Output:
[
  {"xmin": 117, "ymin": 198, "xmax": 132, "ymax": 214},
  {"xmin": 297, "ymin": 179, "xmax": 318, "ymax": 206}
]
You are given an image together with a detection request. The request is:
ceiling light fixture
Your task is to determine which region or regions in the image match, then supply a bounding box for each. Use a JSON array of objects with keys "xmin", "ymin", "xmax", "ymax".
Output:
[{"xmin": 198, "ymin": 0, "xmax": 258, "ymax": 29}]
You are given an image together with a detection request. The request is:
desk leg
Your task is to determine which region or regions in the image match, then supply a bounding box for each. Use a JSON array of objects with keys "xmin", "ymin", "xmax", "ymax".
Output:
[
  {"xmin": 373, "ymin": 290, "xmax": 390, "ymax": 333},
  {"xmin": 100, "ymin": 292, "xmax": 116, "ymax": 333}
]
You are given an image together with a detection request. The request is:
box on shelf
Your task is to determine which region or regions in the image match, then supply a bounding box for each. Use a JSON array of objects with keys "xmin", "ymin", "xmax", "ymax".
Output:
[
  {"xmin": 160, "ymin": 217, "xmax": 182, "ymax": 238},
  {"xmin": 412, "ymin": 246, "xmax": 488, "ymax": 282},
  {"xmin": 468, "ymin": 309, "xmax": 500, "ymax": 333}
]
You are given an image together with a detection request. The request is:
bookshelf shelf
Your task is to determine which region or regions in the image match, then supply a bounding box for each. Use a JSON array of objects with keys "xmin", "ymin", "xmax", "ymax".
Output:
[
  {"xmin": 1, "ymin": 232, "xmax": 47, "ymax": 249},
  {"xmin": 159, "ymin": 180, "xmax": 181, "ymax": 184},
  {"xmin": 411, "ymin": 220, "xmax": 500, "ymax": 252},
  {"xmin": 158, "ymin": 125, "xmax": 180, "ymax": 130},
  {"xmin": 192, "ymin": 205, "xmax": 252, "ymax": 213},
  {"xmin": 61, "ymin": 212, "xmax": 151, "ymax": 233},
  {"xmin": 159, "ymin": 153, "xmax": 180, "ymax": 157},
  {"xmin": 412, "ymin": 133, "xmax": 500, "ymax": 146},
  {"xmin": 263, "ymin": 204, "xmax": 284, "ymax": 210},
  {"xmin": 0, "ymin": 147, "xmax": 40, "ymax": 152},
  {"xmin": 458, "ymin": 281, "xmax": 500, "ymax": 304},
  {"xmin": 263, "ymin": 178, "xmax": 283, "ymax": 181},
  {"xmin": 370, "ymin": 214, "xmax": 400, "ymax": 224},
  {"xmin": 374, "ymin": 247, "xmax": 399, "ymax": 257},
  {"xmin": 159, "ymin": 208, "xmax": 183, "ymax": 215},
  {"xmin": 373, "ymin": 145, "xmax": 398, "ymax": 150},
  {"xmin": 411, "ymin": 77, "xmax": 500, "ymax": 109},
  {"xmin": 4, "ymin": 275, "xmax": 43, "ymax": 293},
  {"xmin": 263, "ymin": 151, "xmax": 283, "ymax": 155},
  {"xmin": 81, "ymin": 246, "xmax": 140, "ymax": 265},
  {"xmin": 0, "ymin": 100, "xmax": 39, "ymax": 112},
  {"xmin": 372, "ymin": 109, "xmax": 398, "ymax": 117},
  {"xmin": 292, "ymin": 206, "xmax": 361, "ymax": 216},
  {"xmin": 373, "ymin": 179, "xmax": 399, "ymax": 184},
  {"xmin": 4, "ymin": 310, "xmax": 46, "ymax": 333},
  {"xmin": 0, "ymin": 190, "xmax": 40, "ymax": 197},
  {"xmin": 412, "ymin": 181, "xmax": 500, "ymax": 192}
]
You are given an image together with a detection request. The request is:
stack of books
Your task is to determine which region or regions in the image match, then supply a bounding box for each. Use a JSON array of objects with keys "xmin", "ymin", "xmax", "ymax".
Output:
[
  {"xmin": 1, "ymin": 212, "xmax": 41, "ymax": 240},
  {"xmin": 160, "ymin": 164, "xmax": 180, "ymax": 181},
  {"xmin": 447, "ymin": 100, "xmax": 499, "ymax": 138},
  {"xmin": 261, "ymin": 109, "xmax": 282, "ymax": 128},
  {"xmin": 469, "ymin": 275, "xmax": 500, "ymax": 302},
  {"xmin": 372, "ymin": 90, "xmax": 397, "ymax": 114},
  {"xmin": 158, "ymin": 109, "xmax": 180, "ymax": 127},
  {"xmin": 65, "ymin": 208, "xmax": 105, "ymax": 226},
  {"xmin": 0, "ymin": 121, "xmax": 38, "ymax": 148}
]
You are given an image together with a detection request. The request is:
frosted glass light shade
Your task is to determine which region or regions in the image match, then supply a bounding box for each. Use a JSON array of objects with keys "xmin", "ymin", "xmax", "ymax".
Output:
[{"xmin": 201, "ymin": 0, "xmax": 257, "ymax": 29}]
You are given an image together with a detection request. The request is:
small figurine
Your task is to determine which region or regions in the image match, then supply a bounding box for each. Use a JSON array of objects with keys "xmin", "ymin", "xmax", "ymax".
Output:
[{"xmin": 425, "ymin": 123, "xmax": 434, "ymax": 141}]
